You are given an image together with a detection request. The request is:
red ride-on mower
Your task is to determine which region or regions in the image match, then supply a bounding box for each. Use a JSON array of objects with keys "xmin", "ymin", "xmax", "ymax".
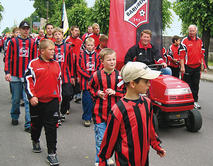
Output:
[{"xmin": 148, "ymin": 65, "xmax": 202, "ymax": 133}]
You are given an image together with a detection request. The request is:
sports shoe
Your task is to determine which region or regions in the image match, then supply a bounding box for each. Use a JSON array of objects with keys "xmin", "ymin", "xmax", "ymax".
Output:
[
  {"xmin": 74, "ymin": 93, "xmax": 81, "ymax": 103},
  {"xmin": 107, "ymin": 158, "xmax": 115, "ymax": 166},
  {"xmin": 24, "ymin": 127, "xmax": 31, "ymax": 133},
  {"xmin": 194, "ymin": 102, "xmax": 201, "ymax": 109},
  {"xmin": 11, "ymin": 119, "xmax": 19, "ymax": 126},
  {"xmin": 60, "ymin": 115, "xmax": 65, "ymax": 122},
  {"xmin": 32, "ymin": 141, "xmax": 42, "ymax": 153},
  {"xmin": 58, "ymin": 119, "xmax": 62, "ymax": 127},
  {"xmin": 66, "ymin": 110, "xmax": 70, "ymax": 115},
  {"xmin": 95, "ymin": 163, "xmax": 99, "ymax": 166},
  {"xmin": 47, "ymin": 153, "xmax": 59, "ymax": 166},
  {"xmin": 83, "ymin": 120, "xmax": 91, "ymax": 127}
]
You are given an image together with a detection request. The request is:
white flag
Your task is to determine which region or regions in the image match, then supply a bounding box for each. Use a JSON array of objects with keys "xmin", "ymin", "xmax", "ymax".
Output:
[{"xmin": 62, "ymin": 1, "xmax": 69, "ymax": 36}]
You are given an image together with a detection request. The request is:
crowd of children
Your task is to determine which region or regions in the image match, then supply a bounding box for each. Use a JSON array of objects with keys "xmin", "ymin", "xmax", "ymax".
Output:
[{"xmin": 2, "ymin": 20, "xmax": 169, "ymax": 166}]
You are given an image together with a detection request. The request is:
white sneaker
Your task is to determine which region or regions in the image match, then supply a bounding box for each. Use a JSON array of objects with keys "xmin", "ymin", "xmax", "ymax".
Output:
[
  {"xmin": 194, "ymin": 102, "xmax": 201, "ymax": 109},
  {"xmin": 107, "ymin": 158, "xmax": 115, "ymax": 166},
  {"xmin": 95, "ymin": 163, "xmax": 99, "ymax": 166}
]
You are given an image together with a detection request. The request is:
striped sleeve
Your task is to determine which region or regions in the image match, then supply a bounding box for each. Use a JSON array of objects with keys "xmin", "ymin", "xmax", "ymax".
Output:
[
  {"xmin": 77, "ymin": 52, "xmax": 91, "ymax": 78},
  {"xmin": 88, "ymin": 71, "xmax": 99, "ymax": 98},
  {"xmin": 24, "ymin": 60, "xmax": 36, "ymax": 99},
  {"xmin": 4, "ymin": 40, "xmax": 13, "ymax": 74},
  {"xmin": 99, "ymin": 109, "xmax": 121, "ymax": 165}
]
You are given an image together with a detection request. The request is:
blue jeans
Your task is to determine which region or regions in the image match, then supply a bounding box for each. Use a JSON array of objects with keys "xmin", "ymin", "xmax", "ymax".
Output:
[
  {"xmin": 161, "ymin": 67, "xmax": 172, "ymax": 75},
  {"xmin": 82, "ymin": 90, "xmax": 93, "ymax": 120},
  {"xmin": 94, "ymin": 122, "xmax": 107, "ymax": 163},
  {"xmin": 10, "ymin": 79, "xmax": 31, "ymax": 128}
]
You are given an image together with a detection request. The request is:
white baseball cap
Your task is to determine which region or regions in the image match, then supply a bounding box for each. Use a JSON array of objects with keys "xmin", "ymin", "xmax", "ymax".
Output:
[{"xmin": 121, "ymin": 62, "xmax": 160, "ymax": 83}]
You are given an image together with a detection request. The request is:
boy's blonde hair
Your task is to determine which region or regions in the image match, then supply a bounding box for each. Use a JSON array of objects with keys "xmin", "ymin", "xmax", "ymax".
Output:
[
  {"xmin": 99, "ymin": 48, "xmax": 116, "ymax": 60},
  {"xmin": 39, "ymin": 39, "xmax": 55, "ymax": 52},
  {"xmin": 85, "ymin": 37, "xmax": 95, "ymax": 45},
  {"xmin": 92, "ymin": 23, "xmax": 99, "ymax": 29},
  {"xmin": 52, "ymin": 27, "xmax": 63, "ymax": 35},
  {"xmin": 99, "ymin": 34, "xmax": 108, "ymax": 42}
]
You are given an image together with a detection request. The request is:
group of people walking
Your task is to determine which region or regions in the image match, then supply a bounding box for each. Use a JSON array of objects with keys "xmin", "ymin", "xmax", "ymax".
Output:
[{"xmin": 1, "ymin": 19, "xmax": 206, "ymax": 166}]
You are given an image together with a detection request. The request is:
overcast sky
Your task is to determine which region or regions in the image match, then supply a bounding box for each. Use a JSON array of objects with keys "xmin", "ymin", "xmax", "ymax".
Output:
[{"xmin": 0, "ymin": 0, "xmax": 181, "ymax": 36}]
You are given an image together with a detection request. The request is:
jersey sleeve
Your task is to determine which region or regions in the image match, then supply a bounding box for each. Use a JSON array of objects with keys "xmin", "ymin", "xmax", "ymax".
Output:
[
  {"xmin": 88, "ymin": 71, "xmax": 99, "ymax": 98},
  {"xmin": 99, "ymin": 110, "xmax": 121, "ymax": 165},
  {"xmin": 77, "ymin": 52, "xmax": 91, "ymax": 78},
  {"xmin": 24, "ymin": 61, "xmax": 36, "ymax": 99},
  {"xmin": 4, "ymin": 40, "xmax": 13, "ymax": 75}
]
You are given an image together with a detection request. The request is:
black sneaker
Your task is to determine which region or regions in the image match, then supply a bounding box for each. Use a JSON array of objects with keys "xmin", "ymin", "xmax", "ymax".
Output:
[
  {"xmin": 58, "ymin": 119, "xmax": 62, "ymax": 126},
  {"xmin": 47, "ymin": 153, "xmax": 59, "ymax": 166},
  {"xmin": 60, "ymin": 115, "xmax": 65, "ymax": 122},
  {"xmin": 11, "ymin": 119, "xmax": 19, "ymax": 126},
  {"xmin": 32, "ymin": 141, "xmax": 42, "ymax": 153},
  {"xmin": 74, "ymin": 93, "xmax": 81, "ymax": 103},
  {"xmin": 24, "ymin": 127, "xmax": 31, "ymax": 133}
]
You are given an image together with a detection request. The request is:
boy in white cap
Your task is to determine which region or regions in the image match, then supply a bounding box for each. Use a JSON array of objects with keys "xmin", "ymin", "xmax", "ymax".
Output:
[{"xmin": 98, "ymin": 62, "xmax": 166, "ymax": 166}]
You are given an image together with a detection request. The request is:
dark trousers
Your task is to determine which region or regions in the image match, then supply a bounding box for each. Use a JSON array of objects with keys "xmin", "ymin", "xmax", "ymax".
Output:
[
  {"xmin": 183, "ymin": 65, "xmax": 201, "ymax": 102},
  {"xmin": 170, "ymin": 66, "xmax": 180, "ymax": 78},
  {"xmin": 74, "ymin": 81, "xmax": 81, "ymax": 95},
  {"xmin": 30, "ymin": 98, "xmax": 59, "ymax": 154},
  {"xmin": 60, "ymin": 83, "xmax": 74, "ymax": 115}
]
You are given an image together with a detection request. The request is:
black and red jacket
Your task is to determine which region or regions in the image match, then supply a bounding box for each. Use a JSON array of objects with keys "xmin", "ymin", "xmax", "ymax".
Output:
[
  {"xmin": 25, "ymin": 57, "xmax": 61, "ymax": 103},
  {"xmin": 88, "ymin": 69, "xmax": 125, "ymax": 124},
  {"xmin": 99, "ymin": 97, "xmax": 162, "ymax": 166},
  {"xmin": 125, "ymin": 42, "xmax": 165, "ymax": 65},
  {"xmin": 77, "ymin": 49, "xmax": 100, "ymax": 91},
  {"xmin": 167, "ymin": 43, "xmax": 186, "ymax": 68},
  {"xmin": 181, "ymin": 36, "xmax": 206, "ymax": 68},
  {"xmin": 54, "ymin": 42, "xmax": 74, "ymax": 84},
  {"xmin": 4, "ymin": 36, "xmax": 36, "ymax": 78}
]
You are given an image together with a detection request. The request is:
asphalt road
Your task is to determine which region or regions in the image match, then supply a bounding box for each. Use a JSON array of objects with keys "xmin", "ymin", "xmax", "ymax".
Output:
[{"xmin": 0, "ymin": 54, "xmax": 213, "ymax": 166}]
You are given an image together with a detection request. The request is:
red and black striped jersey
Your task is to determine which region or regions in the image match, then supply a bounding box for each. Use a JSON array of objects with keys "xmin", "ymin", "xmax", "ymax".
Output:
[
  {"xmin": 66, "ymin": 36, "xmax": 83, "ymax": 56},
  {"xmin": 54, "ymin": 42, "xmax": 74, "ymax": 84},
  {"xmin": 88, "ymin": 69, "xmax": 125, "ymax": 124},
  {"xmin": 167, "ymin": 43, "xmax": 186, "ymax": 68},
  {"xmin": 4, "ymin": 36, "xmax": 36, "ymax": 78},
  {"xmin": 77, "ymin": 49, "xmax": 100, "ymax": 90},
  {"xmin": 99, "ymin": 97, "xmax": 162, "ymax": 166}
]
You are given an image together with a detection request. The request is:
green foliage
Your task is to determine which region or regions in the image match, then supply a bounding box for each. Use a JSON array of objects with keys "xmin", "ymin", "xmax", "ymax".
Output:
[
  {"xmin": 67, "ymin": 3, "xmax": 90, "ymax": 35},
  {"xmin": 2, "ymin": 27, "xmax": 10, "ymax": 34},
  {"xmin": 173, "ymin": 0, "xmax": 213, "ymax": 34},
  {"xmin": 0, "ymin": 2, "xmax": 4, "ymax": 22},
  {"xmin": 162, "ymin": 0, "xmax": 173, "ymax": 31},
  {"xmin": 89, "ymin": 0, "xmax": 110, "ymax": 34}
]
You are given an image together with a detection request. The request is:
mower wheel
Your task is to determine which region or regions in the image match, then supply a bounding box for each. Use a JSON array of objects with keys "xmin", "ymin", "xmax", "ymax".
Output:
[
  {"xmin": 153, "ymin": 113, "xmax": 159, "ymax": 135},
  {"xmin": 185, "ymin": 109, "xmax": 202, "ymax": 132}
]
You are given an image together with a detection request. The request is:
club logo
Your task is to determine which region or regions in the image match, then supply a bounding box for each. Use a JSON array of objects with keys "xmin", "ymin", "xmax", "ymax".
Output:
[{"xmin": 124, "ymin": 0, "xmax": 149, "ymax": 27}]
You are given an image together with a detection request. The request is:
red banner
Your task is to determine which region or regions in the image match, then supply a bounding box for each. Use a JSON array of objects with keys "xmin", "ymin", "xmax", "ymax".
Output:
[{"xmin": 108, "ymin": 0, "xmax": 137, "ymax": 70}]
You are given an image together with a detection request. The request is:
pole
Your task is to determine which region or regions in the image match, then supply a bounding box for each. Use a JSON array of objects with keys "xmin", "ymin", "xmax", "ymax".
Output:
[{"xmin": 46, "ymin": 1, "xmax": 49, "ymax": 22}]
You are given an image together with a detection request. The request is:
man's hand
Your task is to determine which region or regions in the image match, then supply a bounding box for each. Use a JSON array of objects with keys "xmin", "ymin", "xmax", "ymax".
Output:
[
  {"xmin": 157, "ymin": 148, "xmax": 166, "ymax": 158},
  {"xmin": 161, "ymin": 62, "xmax": 167, "ymax": 68},
  {"xmin": 71, "ymin": 78, "xmax": 75, "ymax": 86},
  {"xmin": 30, "ymin": 97, "xmax": 39, "ymax": 106},
  {"xmin": 5, "ymin": 74, "xmax": 11, "ymax": 82}
]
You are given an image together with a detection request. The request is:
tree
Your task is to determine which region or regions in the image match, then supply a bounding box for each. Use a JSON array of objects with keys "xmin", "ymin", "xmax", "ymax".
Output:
[
  {"xmin": 173, "ymin": 0, "xmax": 213, "ymax": 67},
  {"xmin": 0, "ymin": 2, "xmax": 4, "ymax": 23},
  {"xmin": 90, "ymin": 0, "xmax": 110, "ymax": 34},
  {"xmin": 162, "ymin": 0, "xmax": 172, "ymax": 31},
  {"xmin": 2, "ymin": 27, "xmax": 10, "ymax": 34}
]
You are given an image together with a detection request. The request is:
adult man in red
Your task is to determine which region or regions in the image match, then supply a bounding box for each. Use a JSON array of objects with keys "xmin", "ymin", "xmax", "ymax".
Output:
[
  {"xmin": 90, "ymin": 23, "xmax": 100, "ymax": 47},
  {"xmin": 66, "ymin": 26, "xmax": 83, "ymax": 103},
  {"xmin": 181, "ymin": 25, "xmax": 207, "ymax": 109},
  {"xmin": 4, "ymin": 21, "xmax": 36, "ymax": 132},
  {"xmin": 44, "ymin": 23, "xmax": 54, "ymax": 41},
  {"xmin": 82, "ymin": 25, "xmax": 93, "ymax": 42}
]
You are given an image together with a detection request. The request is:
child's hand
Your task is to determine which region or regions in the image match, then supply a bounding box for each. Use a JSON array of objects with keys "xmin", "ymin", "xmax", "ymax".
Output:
[
  {"xmin": 98, "ymin": 90, "xmax": 106, "ymax": 100},
  {"xmin": 157, "ymin": 148, "xmax": 166, "ymax": 158},
  {"xmin": 71, "ymin": 78, "xmax": 75, "ymax": 86},
  {"xmin": 105, "ymin": 89, "xmax": 115, "ymax": 96},
  {"xmin": 30, "ymin": 97, "xmax": 39, "ymax": 106}
]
